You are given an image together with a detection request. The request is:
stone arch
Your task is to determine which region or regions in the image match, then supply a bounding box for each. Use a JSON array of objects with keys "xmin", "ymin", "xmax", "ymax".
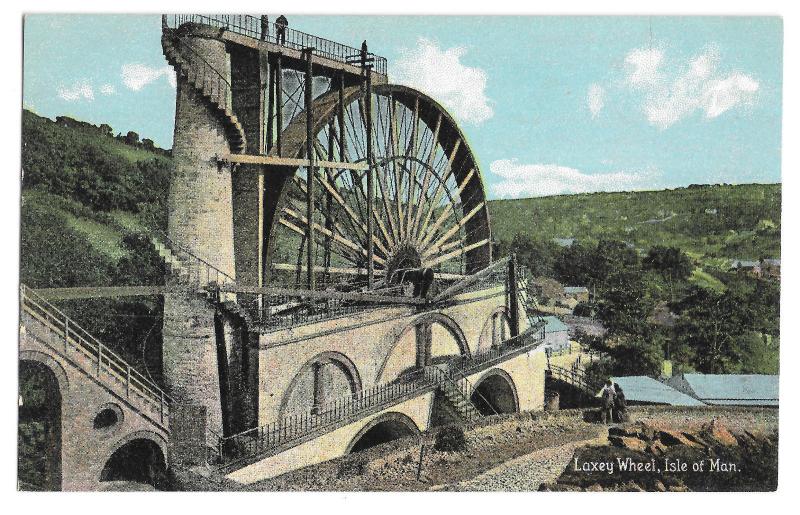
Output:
[
  {"xmin": 346, "ymin": 411, "xmax": 421, "ymax": 454},
  {"xmin": 279, "ymin": 351, "xmax": 362, "ymax": 418},
  {"xmin": 477, "ymin": 307, "xmax": 511, "ymax": 352},
  {"xmin": 19, "ymin": 350, "xmax": 70, "ymax": 394},
  {"xmin": 377, "ymin": 312, "xmax": 470, "ymax": 382},
  {"xmin": 18, "ymin": 356, "xmax": 64, "ymax": 491},
  {"xmin": 98, "ymin": 431, "xmax": 168, "ymax": 490},
  {"xmin": 470, "ymin": 368, "xmax": 519, "ymax": 415}
]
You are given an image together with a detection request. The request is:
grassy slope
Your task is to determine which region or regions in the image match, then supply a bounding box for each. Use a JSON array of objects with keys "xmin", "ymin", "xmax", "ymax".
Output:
[{"xmin": 488, "ymin": 184, "xmax": 781, "ymax": 265}]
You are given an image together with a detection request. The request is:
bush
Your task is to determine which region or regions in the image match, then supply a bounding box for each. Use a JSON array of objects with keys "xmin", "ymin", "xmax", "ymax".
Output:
[{"xmin": 434, "ymin": 425, "xmax": 466, "ymax": 452}]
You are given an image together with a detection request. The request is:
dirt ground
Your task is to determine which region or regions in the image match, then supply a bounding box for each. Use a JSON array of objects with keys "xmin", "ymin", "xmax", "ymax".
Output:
[{"xmin": 240, "ymin": 406, "xmax": 777, "ymax": 492}]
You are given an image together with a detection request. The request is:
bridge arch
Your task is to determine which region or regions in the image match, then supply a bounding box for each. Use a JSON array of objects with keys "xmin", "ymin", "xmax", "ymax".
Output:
[
  {"xmin": 377, "ymin": 312, "xmax": 470, "ymax": 382},
  {"xmin": 98, "ymin": 431, "xmax": 168, "ymax": 490},
  {"xmin": 18, "ymin": 356, "xmax": 64, "ymax": 491},
  {"xmin": 279, "ymin": 351, "xmax": 362, "ymax": 418},
  {"xmin": 470, "ymin": 368, "xmax": 519, "ymax": 416},
  {"xmin": 346, "ymin": 412, "xmax": 421, "ymax": 454},
  {"xmin": 477, "ymin": 307, "xmax": 511, "ymax": 353}
]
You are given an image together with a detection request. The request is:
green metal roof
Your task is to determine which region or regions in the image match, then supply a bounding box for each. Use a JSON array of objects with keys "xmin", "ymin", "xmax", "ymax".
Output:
[{"xmin": 542, "ymin": 315, "xmax": 568, "ymax": 333}]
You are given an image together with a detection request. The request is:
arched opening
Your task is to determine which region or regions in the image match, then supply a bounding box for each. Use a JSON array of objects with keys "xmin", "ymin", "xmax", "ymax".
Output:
[
  {"xmin": 18, "ymin": 360, "xmax": 62, "ymax": 491},
  {"xmin": 280, "ymin": 352, "xmax": 361, "ymax": 418},
  {"xmin": 470, "ymin": 370, "xmax": 519, "ymax": 416},
  {"xmin": 93, "ymin": 405, "xmax": 122, "ymax": 430},
  {"xmin": 100, "ymin": 439, "xmax": 167, "ymax": 490},
  {"xmin": 378, "ymin": 314, "xmax": 470, "ymax": 383},
  {"xmin": 478, "ymin": 308, "xmax": 511, "ymax": 353},
  {"xmin": 347, "ymin": 413, "xmax": 420, "ymax": 453}
]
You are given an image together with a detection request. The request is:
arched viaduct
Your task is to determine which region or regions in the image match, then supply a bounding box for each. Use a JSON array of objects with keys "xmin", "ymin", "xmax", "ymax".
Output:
[{"xmin": 19, "ymin": 292, "xmax": 170, "ymax": 491}]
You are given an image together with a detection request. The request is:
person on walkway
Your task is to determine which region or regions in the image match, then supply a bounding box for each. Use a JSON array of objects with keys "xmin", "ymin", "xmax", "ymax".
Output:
[
  {"xmin": 260, "ymin": 15, "xmax": 269, "ymax": 41},
  {"xmin": 360, "ymin": 40, "xmax": 369, "ymax": 69},
  {"xmin": 613, "ymin": 383, "xmax": 628, "ymax": 423},
  {"xmin": 600, "ymin": 379, "xmax": 616, "ymax": 424},
  {"xmin": 276, "ymin": 15, "xmax": 288, "ymax": 45}
]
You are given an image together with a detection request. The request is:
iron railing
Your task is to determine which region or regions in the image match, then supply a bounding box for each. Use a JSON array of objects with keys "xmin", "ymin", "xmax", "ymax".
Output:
[
  {"xmin": 164, "ymin": 32, "xmax": 233, "ymax": 110},
  {"xmin": 548, "ymin": 364, "xmax": 601, "ymax": 397},
  {"xmin": 146, "ymin": 213, "xmax": 236, "ymax": 287},
  {"xmin": 217, "ymin": 325, "xmax": 544, "ymax": 464},
  {"xmin": 20, "ymin": 285, "xmax": 172, "ymax": 426},
  {"xmin": 164, "ymin": 14, "xmax": 388, "ymax": 76}
]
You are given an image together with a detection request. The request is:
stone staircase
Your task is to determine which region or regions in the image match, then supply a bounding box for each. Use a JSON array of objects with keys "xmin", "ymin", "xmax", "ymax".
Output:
[
  {"xmin": 439, "ymin": 376, "xmax": 481, "ymax": 422},
  {"xmin": 161, "ymin": 29, "xmax": 246, "ymax": 154},
  {"xmin": 152, "ymin": 238, "xmax": 195, "ymax": 284}
]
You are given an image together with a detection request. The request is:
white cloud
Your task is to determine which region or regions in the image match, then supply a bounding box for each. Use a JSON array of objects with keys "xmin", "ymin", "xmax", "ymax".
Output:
[
  {"xmin": 622, "ymin": 45, "xmax": 759, "ymax": 129},
  {"xmin": 489, "ymin": 159, "xmax": 655, "ymax": 198},
  {"xmin": 121, "ymin": 63, "xmax": 176, "ymax": 91},
  {"xmin": 57, "ymin": 81, "xmax": 94, "ymax": 102},
  {"xmin": 625, "ymin": 48, "xmax": 664, "ymax": 87},
  {"xmin": 392, "ymin": 38, "xmax": 493, "ymax": 125},
  {"xmin": 587, "ymin": 83, "xmax": 605, "ymax": 118},
  {"xmin": 100, "ymin": 84, "xmax": 116, "ymax": 95}
]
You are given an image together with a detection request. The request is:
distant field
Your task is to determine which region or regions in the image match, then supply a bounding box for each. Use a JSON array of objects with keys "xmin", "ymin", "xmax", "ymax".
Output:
[{"xmin": 487, "ymin": 184, "xmax": 781, "ymax": 262}]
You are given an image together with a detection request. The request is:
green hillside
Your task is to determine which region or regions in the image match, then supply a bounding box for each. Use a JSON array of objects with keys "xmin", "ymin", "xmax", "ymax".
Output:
[
  {"xmin": 20, "ymin": 109, "xmax": 780, "ymax": 379},
  {"xmin": 488, "ymin": 184, "xmax": 781, "ymax": 264}
]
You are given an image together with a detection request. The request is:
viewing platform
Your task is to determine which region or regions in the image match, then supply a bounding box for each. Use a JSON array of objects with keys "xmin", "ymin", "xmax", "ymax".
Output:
[{"xmin": 163, "ymin": 14, "xmax": 388, "ymax": 83}]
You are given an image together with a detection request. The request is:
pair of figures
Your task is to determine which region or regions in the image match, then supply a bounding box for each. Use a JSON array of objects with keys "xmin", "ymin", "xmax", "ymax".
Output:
[
  {"xmin": 261, "ymin": 14, "xmax": 288, "ymax": 44},
  {"xmin": 600, "ymin": 380, "xmax": 627, "ymax": 424}
]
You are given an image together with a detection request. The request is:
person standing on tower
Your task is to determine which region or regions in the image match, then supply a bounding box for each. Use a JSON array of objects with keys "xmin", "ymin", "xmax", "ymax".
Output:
[
  {"xmin": 276, "ymin": 15, "xmax": 288, "ymax": 45},
  {"xmin": 360, "ymin": 40, "xmax": 368, "ymax": 68},
  {"xmin": 260, "ymin": 15, "xmax": 269, "ymax": 41}
]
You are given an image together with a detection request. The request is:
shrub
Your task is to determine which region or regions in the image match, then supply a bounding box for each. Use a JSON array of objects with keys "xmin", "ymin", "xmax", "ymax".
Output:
[{"xmin": 434, "ymin": 425, "xmax": 466, "ymax": 452}]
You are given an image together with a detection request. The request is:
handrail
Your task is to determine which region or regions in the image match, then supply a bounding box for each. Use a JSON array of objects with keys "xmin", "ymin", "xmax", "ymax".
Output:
[
  {"xmin": 20, "ymin": 284, "xmax": 172, "ymax": 425},
  {"xmin": 548, "ymin": 364, "xmax": 600, "ymax": 396},
  {"xmin": 164, "ymin": 14, "xmax": 389, "ymax": 76},
  {"xmin": 167, "ymin": 31, "xmax": 232, "ymax": 89},
  {"xmin": 217, "ymin": 325, "xmax": 544, "ymax": 464},
  {"xmin": 146, "ymin": 214, "xmax": 236, "ymax": 286}
]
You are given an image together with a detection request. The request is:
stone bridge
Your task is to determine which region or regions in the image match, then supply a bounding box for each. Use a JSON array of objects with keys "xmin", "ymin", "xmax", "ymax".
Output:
[{"xmin": 18, "ymin": 287, "xmax": 171, "ymax": 491}]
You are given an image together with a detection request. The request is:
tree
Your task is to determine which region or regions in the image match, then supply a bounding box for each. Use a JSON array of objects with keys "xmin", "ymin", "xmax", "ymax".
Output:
[
  {"xmin": 643, "ymin": 245, "xmax": 693, "ymax": 301},
  {"xmin": 124, "ymin": 131, "xmax": 140, "ymax": 146},
  {"xmin": 596, "ymin": 268, "xmax": 654, "ymax": 336},
  {"xmin": 672, "ymin": 286, "xmax": 748, "ymax": 373}
]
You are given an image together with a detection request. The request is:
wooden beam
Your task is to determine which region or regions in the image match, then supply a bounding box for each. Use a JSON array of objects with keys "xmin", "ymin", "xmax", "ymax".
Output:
[
  {"xmin": 218, "ymin": 284, "xmax": 426, "ymax": 305},
  {"xmin": 221, "ymin": 153, "xmax": 368, "ymax": 170},
  {"xmin": 32, "ymin": 286, "xmax": 183, "ymax": 300}
]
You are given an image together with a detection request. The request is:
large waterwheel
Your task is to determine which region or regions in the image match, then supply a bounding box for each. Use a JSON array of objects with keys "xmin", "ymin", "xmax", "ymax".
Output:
[{"xmin": 263, "ymin": 83, "xmax": 493, "ymax": 292}]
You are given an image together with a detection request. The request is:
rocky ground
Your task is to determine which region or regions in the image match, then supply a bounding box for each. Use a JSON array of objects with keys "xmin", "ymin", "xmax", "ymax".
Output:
[
  {"xmin": 241, "ymin": 406, "xmax": 777, "ymax": 492},
  {"xmin": 540, "ymin": 408, "xmax": 778, "ymax": 492}
]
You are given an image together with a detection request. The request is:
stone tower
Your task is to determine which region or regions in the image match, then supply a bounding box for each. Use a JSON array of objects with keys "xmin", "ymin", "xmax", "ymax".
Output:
[{"xmin": 161, "ymin": 25, "xmax": 239, "ymax": 443}]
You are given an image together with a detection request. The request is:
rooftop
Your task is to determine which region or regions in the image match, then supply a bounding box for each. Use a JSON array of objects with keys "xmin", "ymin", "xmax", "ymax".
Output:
[
  {"xmin": 611, "ymin": 376, "xmax": 707, "ymax": 407},
  {"xmin": 542, "ymin": 315, "xmax": 568, "ymax": 333},
  {"xmin": 668, "ymin": 373, "xmax": 778, "ymax": 407}
]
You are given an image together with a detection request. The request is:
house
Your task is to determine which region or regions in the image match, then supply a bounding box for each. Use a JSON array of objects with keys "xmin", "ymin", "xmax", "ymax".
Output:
[
  {"xmin": 730, "ymin": 259, "xmax": 762, "ymax": 277},
  {"xmin": 563, "ymin": 286, "xmax": 589, "ymax": 303},
  {"xmin": 649, "ymin": 302, "xmax": 678, "ymax": 328},
  {"xmin": 761, "ymin": 258, "xmax": 780, "ymax": 279},
  {"xmin": 542, "ymin": 316, "xmax": 570, "ymax": 352},
  {"xmin": 611, "ymin": 376, "xmax": 706, "ymax": 407},
  {"xmin": 553, "ymin": 237, "xmax": 576, "ymax": 248},
  {"xmin": 562, "ymin": 315, "xmax": 607, "ymax": 339},
  {"xmin": 665, "ymin": 373, "xmax": 778, "ymax": 407}
]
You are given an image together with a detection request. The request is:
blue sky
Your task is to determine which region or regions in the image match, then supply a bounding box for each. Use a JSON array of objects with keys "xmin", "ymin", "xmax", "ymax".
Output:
[{"xmin": 23, "ymin": 15, "xmax": 782, "ymax": 199}]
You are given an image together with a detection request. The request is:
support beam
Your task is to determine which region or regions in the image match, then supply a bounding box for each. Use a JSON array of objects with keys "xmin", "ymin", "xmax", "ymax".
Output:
[
  {"xmin": 32, "ymin": 286, "xmax": 184, "ymax": 300},
  {"xmin": 508, "ymin": 254, "xmax": 520, "ymax": 337},
  {"xmin": 220, "ymin": 153, "xmax": 368, "ymax": 170},
  {"xmin": 218, "ymin": 284, "xmax": 427, "ymax": 306},
  {"xmin": 365, "ymin": 67, "xmax": 375, "ymax": 288},
  {"xmin": 275, "ymin": 53, "xmax": 283, "ymax": 156},
  {"xmin": 305, "ymin": 49, "xmax": 316, "ymax": 290}
]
